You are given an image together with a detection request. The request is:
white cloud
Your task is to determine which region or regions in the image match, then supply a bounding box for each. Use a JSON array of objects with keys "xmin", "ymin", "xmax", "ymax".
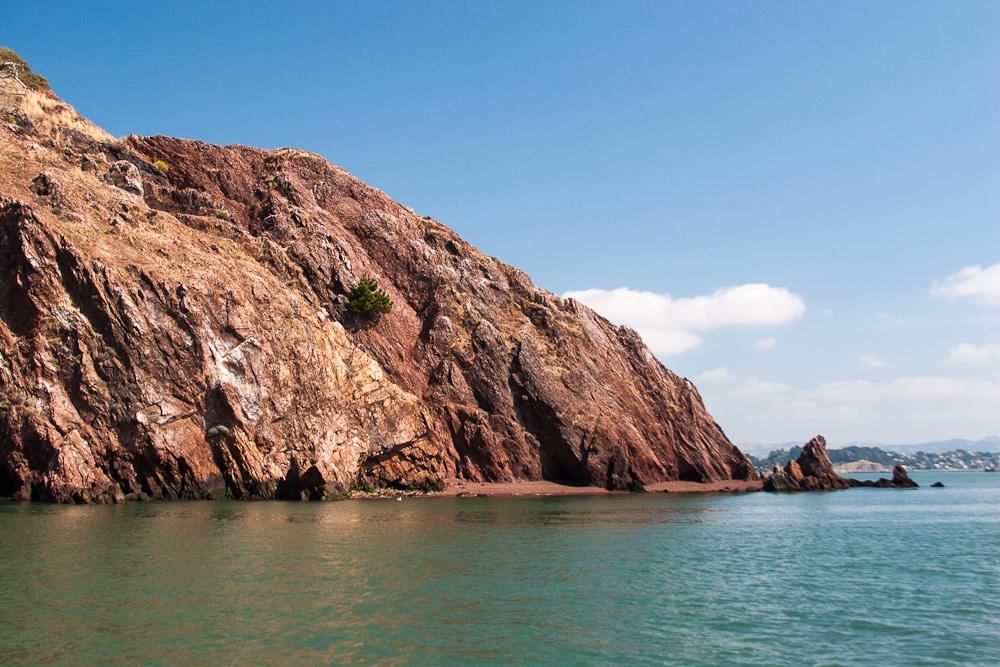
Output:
[
  {"xmin": 932, "ymin": 262, "xmax": 1000, "ymax": 306},
  {"xmin": 889, "ymin": 376, "xmax": 1000, "ymax": 402},
  {"xmin": 626, "ymin": 328, "xmax": 701, "ymax": 356},
  {"xmin": 754, "ymin": 337, "xmax": 777, "ymax": 349},
  {"xmin": 697, "ymin": 368, "xmax": 738, "ymax": 384},
  {"xmin": 860, "ymin": 354, "xmax": 887, "ymax": 369},
  {"xmin": 813, "ymin": 376, "xmax": 1000, "ymax": 402},
  {"xmin": 812, "ymin": 380, "xmax": 877, "ymax": 402},
  {"xmin": 698, "ymin": 373, "xmax": 1000, "ymax": 444},
  {"xmin": 948, "ymin": 342, "xmax": 1000, "ymax": 364},
  {"xmin": 730, "ymin": 379, "xmax": 791, "ymax": 399},
  {"xmin": 693, "ymin": 370, "xmax": 788, "ymax": 398},
  {"xmin": 563, "ymin": 283, "xmax": 805, "ymax": 355}
]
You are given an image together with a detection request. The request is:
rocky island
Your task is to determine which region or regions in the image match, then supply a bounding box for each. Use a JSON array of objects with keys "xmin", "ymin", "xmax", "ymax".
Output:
[
  {"xmin": 0, "ymin": 50, "xmax": 758, "ymax": 503},
  {"xmin": 763, "ymin": 436, "xmax": 919, "ymax": 491}
]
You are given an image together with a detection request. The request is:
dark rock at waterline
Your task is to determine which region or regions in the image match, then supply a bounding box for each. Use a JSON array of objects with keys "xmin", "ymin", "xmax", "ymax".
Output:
[
  {"xmin": 891, "ymin": 464, "xmax": 918, "ymax": 488},
  {"xmin": 762, "ymin": 459, "xmax": 816, "ymax": 492},
  {"xmin": 275, "ymin": 459, "xmax": 338, "ymax": 501},
  {"xmin": 605, "ymin": 448, "xmax": 646, "ymax": 492},
  {"xmin": 848, "ymin": 464, "xmax": 919, "ymax": 489},
  {"xmin": 930, "ymin": 481, "xmax": 945, "ymax": 488},
  {"xmin": 762, "ymin": 463, "xmax": 799, "ymax": 492}
]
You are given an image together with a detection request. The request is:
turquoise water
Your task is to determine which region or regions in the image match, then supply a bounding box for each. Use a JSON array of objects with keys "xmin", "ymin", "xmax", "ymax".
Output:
[{"xmin": 1, "ymin": 472, "xmax": 998, "ymax": 666}]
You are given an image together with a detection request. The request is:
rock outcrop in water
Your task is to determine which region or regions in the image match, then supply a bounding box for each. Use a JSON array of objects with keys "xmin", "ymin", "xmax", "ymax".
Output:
[
  {"xmin": 887, "ymin": 465, "xmax": 918, "ymax": 488},
  {"xmin": 0, "ymin": 53, "xmax": 756, "ymax": 502},
  {"xmin": 849, "ymin": 464, "xmax": 919, "ymax": 489},
  {"xmin": 763, "ymin": 435, "xmax": 851, "ymax": 491},
  {"xmin": 764, "ymin": 435, "xmax": 920, "ymax": 491}
]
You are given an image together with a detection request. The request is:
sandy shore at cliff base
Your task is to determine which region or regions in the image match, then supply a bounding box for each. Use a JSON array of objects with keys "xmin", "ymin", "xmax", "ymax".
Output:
[{"xmin": 433, "ymin": 479, "xmax": 763, "ymax": 497}]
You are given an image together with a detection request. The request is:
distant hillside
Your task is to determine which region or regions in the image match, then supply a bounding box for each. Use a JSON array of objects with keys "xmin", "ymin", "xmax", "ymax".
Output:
[
  {"xmin": 887, "ymin": 436, "xmax": 1000, "ymax": 454},
  {"xmin": 752, "ymin": 445, "xmax": 896, "ymax": 470},
  {"xmin": 750, "ymin": 443, "xmax": 1000, "ymax": 473},
  {"xmin": 834, "ymin": 460, "xmax": 889, "ymax": 473},
  {"xmin": 741, "ymin": 436, "xmax": 1000, "ymax": 458}
]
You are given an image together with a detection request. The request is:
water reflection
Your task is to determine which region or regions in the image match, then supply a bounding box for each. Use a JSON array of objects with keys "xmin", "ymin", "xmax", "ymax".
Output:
[{"xmin": 2, "ymin": 475, "xmax": 998, "ymax": 666}]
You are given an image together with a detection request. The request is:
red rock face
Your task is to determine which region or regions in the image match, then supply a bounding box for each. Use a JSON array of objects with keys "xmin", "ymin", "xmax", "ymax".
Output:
[
  {"xmin": 796, "ymin": 436, "xmax": 852, "ymax": 490},
  {"xmin": 0, "ymin": 86, "xmax": 755, "ymax": 502}
]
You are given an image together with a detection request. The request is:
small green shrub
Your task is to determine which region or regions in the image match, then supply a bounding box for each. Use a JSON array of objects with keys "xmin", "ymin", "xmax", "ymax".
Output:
[
  {"xmin": 0, "ymin": 47, "xmax": 51, "ymax": 92},
  {"xmin": 153, "ymin": 159, "xmax": 170, "ymax": 173},
  {"xmin": 348, "ymin": 274, "xmax": 393, "ymax": 319}
]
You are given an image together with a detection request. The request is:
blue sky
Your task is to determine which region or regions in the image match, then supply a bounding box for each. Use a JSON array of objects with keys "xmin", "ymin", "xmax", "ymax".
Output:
[{"xmin": 3, "ymin": 1, "xmax": 998, "ymax": 445}]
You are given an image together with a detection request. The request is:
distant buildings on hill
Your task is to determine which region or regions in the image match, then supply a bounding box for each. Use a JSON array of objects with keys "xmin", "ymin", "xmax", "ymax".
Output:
[{"xmin": 750, "ymin": 444, "xmax": 1000, "ymax": 474}]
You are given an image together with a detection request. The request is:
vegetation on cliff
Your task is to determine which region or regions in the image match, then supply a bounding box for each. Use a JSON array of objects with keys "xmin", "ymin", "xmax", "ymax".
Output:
[
  {"xmin": 0, "ymin": 48, "xmax": 51, "ymax": 93},
  {"xmin": 348, "ymin": 274, "xmax": 393, "ymax": 320}
]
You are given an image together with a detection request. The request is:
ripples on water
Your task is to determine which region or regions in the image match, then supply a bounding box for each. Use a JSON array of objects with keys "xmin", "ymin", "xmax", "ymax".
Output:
[{"xmin": 1, "ymin": 472, "xmax": 998, "ymax": 666}]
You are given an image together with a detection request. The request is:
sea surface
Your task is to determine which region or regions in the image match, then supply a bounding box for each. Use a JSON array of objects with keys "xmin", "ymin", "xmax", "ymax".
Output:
[{"xmin": 1, "ymin": 471, "xmax": 998, "ymax": 666}]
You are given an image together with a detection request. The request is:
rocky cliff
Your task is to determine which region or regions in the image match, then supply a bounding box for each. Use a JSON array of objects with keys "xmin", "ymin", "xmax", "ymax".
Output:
[{"xmin": 0, "ymin": 59, "xmax": 755, "ymax": 502}]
